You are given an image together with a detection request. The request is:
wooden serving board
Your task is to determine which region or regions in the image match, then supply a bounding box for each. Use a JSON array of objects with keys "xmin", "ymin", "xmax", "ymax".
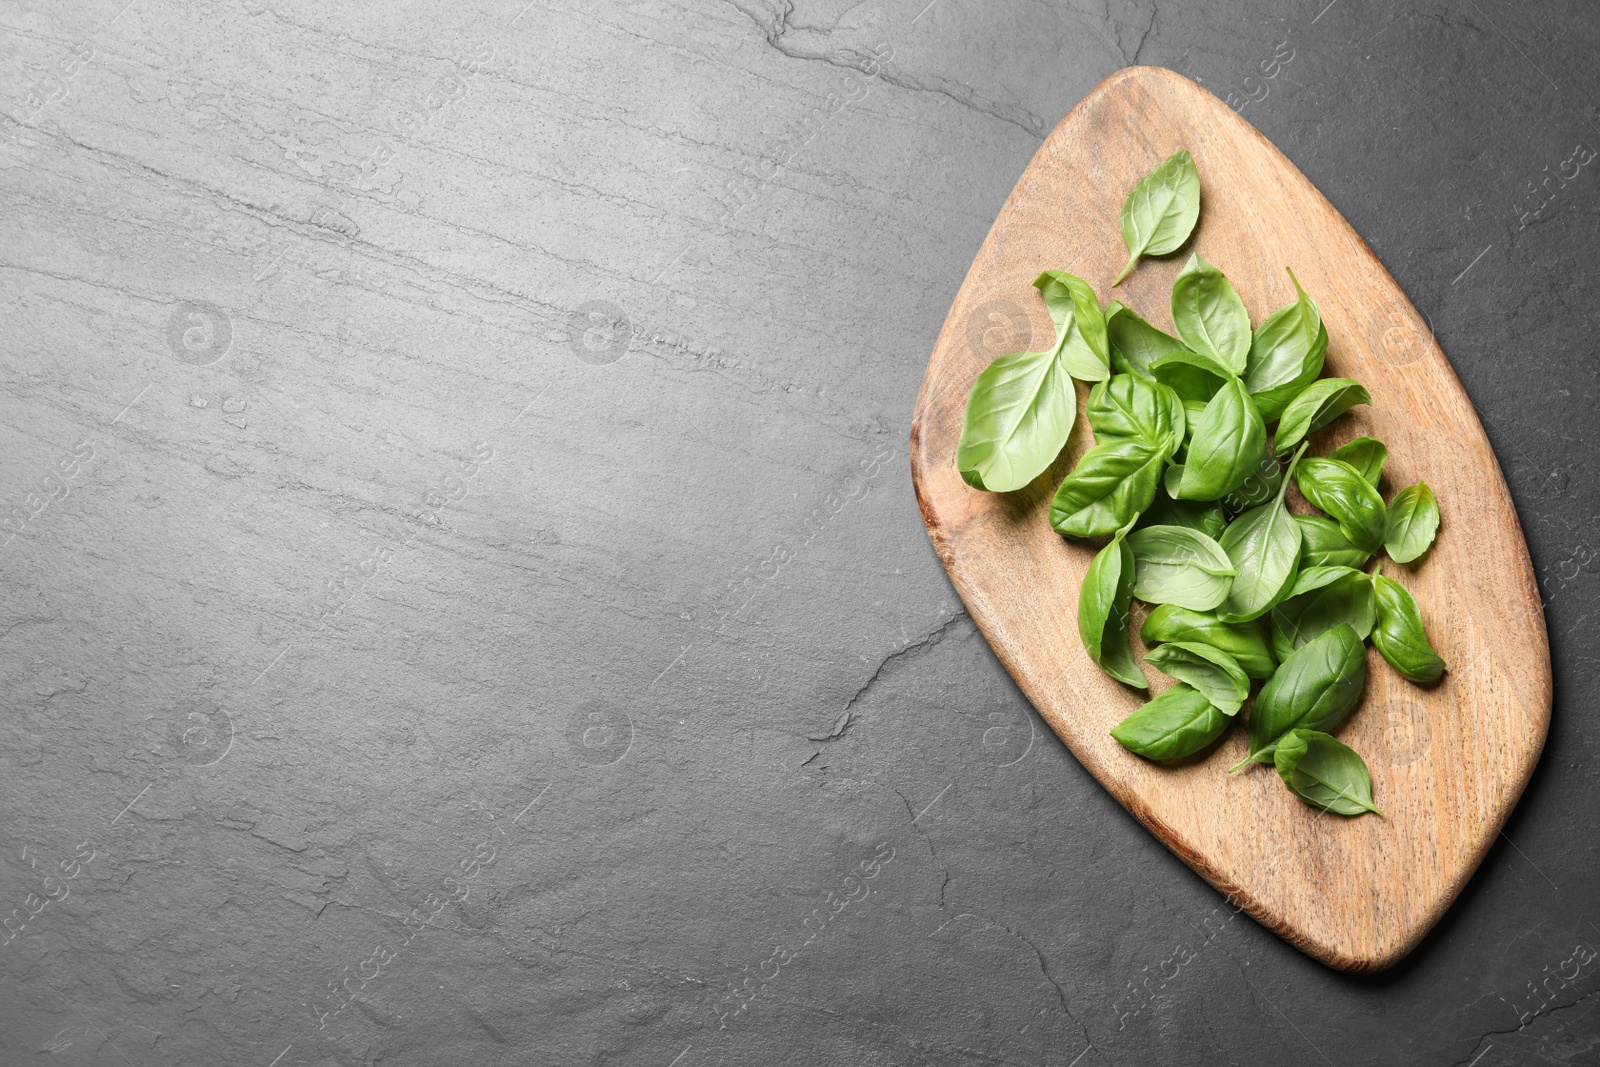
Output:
[{"xmin": 910, "ymin": 66, "xmax": 1551, "ymax": 973}]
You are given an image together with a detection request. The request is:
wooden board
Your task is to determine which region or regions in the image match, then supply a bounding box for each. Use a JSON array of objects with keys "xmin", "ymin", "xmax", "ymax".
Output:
[{"xmin": 909, "ymin": 66, "xmax": 1551, "ymax": 973}]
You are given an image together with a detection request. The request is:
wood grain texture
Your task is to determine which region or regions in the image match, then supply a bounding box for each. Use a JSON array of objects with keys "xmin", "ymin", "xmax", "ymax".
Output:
[{"xmin": 909, "ymin": 66, "xmax": 1551, "ymax": 973}]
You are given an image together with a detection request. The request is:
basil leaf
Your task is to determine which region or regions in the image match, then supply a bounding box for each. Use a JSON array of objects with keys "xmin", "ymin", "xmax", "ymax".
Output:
[
  {"xmin": 1137, "ymin": 483, "xmax": 1227, "ymax": 541},
  {"xmin": 1269, "ymin": 565, "xmax": 1377, "ymax": 662},
  {"xmin": 1150, "ymin": 352, "xmax": 1228, "ymax": 404},
  {"xmin": 1177, "ymin": 378, "xmax": 1268, "ymax": 500},
  {"xmin": 1034, "ymin": 271, "xmax": 1111, "ymax": 382},
  {"xmin": 1275, "ymin": 378, "xmax": 1371, "ymax": 454},
  {"xmin": 1112, "ymin": 149, "xmax": 1201, "ymax": 286},
  {"xmin": 1087, "ymin": 373, "xmax": 1185, "ymax": 456},
  {"xmin": 1244, "ymin": 268, "xmax": 1327, "ymax": 420},
  {"xmin": 1144, "ymin": 640, "xmax": 1250, "ymax": 715},
  {"xmin": 1110, "ymin": 683, "xmax": 1229, "ymax": 761},
  {"xmin": 1050, "ymin": 442, "xmax": 1165, "ymax": 538},
  {"xmin": 1274, "ymin": 730, "xmax": 1384, "ymax": 816},
  {"xmin": 1106, "ymin": 302, "xmax": 1193, "ymax": 378},
  {"xmin": 1171, "ymin": 254, "xmax": 1251, "ymax": 376},
  {"xmin": 1140, "ymin": 603, "xmax": 1277, "ymax": 679},
  {"xmin": 1241, "ymin": 623, "xmax": 1367, "ymax": 765},
  {"xmin": 956, "ymin": 346, "xmax": 1076, "ymax": 492},
  {"xmin": 1221, "ymin": 452, "xmax": 1283, "ymax": 515},
  {"xmin": 1125, "ymin": 525, "xmax": 1236, "ymax": 611},
  {"xmin": 1328, "ymin": 436, "xmax": 1387, "ymax": 486},
  {"xmin": 1078, "ymin": 529, "xmax": 1147, "ymax": 689},
  {"xmin": 1371, "ymin": 574, "xmax": 1447, "ymax": 682},
  {"xmin": 1216, "ymin": 445, "xmax": 1305, "ymax": 623},
  {"xmin": 1384, "ymin": 481, "xmax": 1440, "ymax": 564},
  {"xmin": 1297, "ymin": 515, "xmax": 1372, "ymax": 569},
  {"xmin": 1296, "ymin": 457, "xmax": 1387, "ymax": 554},
  {"xmin": 1162, "ymin": 462, "xmax": 1184, "ymax": 498}
]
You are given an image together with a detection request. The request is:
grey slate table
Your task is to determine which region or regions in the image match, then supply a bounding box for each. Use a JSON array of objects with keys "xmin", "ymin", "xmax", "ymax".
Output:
[{"xmin": 2, "ymin": 1, "xmax": 1597, "ymax": 1064}]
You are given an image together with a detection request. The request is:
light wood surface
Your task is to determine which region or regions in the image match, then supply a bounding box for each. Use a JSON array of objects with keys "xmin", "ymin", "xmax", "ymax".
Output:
[{"xmin": 909, "ymin": 66, "xmax": 1551, "ymax": 973}]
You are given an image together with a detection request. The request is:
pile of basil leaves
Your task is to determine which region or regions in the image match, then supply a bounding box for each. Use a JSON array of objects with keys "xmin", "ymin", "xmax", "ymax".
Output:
[{"xmin": 956, "ymin": 150, "xmax": 1446, "ymax": 818}]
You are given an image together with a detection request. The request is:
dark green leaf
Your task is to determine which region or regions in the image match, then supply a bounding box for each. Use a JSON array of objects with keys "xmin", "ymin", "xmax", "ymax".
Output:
[
  {"xmin": 1141, "ymin": 603, "xmax": 1277, "ymax": 679},
  {"xmin": 1296, "ymin": 457, "xmax": 1387, "ymax": 553},
  {"xmin": 1274, "ymin": 730, "xmax": 1384, "ymax": 816},
  {"xmin": 1384, "ymin": 481, "xmax": 1440, "ymax": 564},
  {"xmin": 1329, "ymin": 437, "xmax": 1387, "ymax": 486},
  {"xmin": 1050, "ymin": 442, "xmax": 1165, "ymax": 539},
  {"xmin": 1371, "ymin": 574, "xmax": 1447, "ymax": 682},
  {"xmin": 1269, "ymin": 565, "xmax": 1377, "ymax": 662},
  {"xmin": 1171, "ymin": 254, "xmax": 1251, "ymax": 375},
  {"xmin": 1106, "ymin": 302, "xmax": 1194, "ymax": 378},
  {"xmin": 1297, "ymin": 515, "xmax": 1372, "ymax": 569},
  {"xmin": 1034, "ymin": 271, "xmax": 1110, "ymax": 381},
  {"xmin": 1241, "ymin": 623, "xmax": 1367, "ymax": 765},
  {"xmin": 1111, "ymin": 683, "xmax": 1230, "ymax": 761},
  {"xmin": 1137, "ymin": 483, "xmax": 1228, "ymax": 542},
  {"xmin": 1244, "ymin": 268, "xmax": 1327, "ymax": 420},
  {"xmin": 1150, "ymin": 352, "xmax": 1228, "ymax": 404},
  {"xmin": 1221, "ymin": 452, "xmax": 1283, "ymax": 514},
  {"xmin": 1144, "ymin": 640, "xmax": 1250, "ymax": 715},
  {"xmin": 956, "ymin": 346, "xmax": 1076, "ymax": 492},
  {"xmin": 1078, "ymin": 529, "xmax": 1147, "ymax": 688},
  {"xmin": 1125, "ymin": 525, "xmax": 1237, "ymax": 610},
  {"xmin": 1275, "ymin": 378, "xmax": 1371, "ymax": 454},
  {"xmin": 1112, "ymin": 149, "xmax": 1201, "ymax": 285},
  {"xmin": 1217, "ymin": 445, "xmax": 1305, "ymax": 623},
  {"xmin": 1177, "ymin": 378, "xmax": 1268, "ymax": 500},
  {"xmin": 1087, "ymin": 373, "xmax": 1185, "ymax": 456}
]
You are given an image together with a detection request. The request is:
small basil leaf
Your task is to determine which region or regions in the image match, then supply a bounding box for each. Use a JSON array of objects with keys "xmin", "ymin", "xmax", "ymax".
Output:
[
  {"xmin": 1110, "ymin": 683, "xmax": 1230, "ymax": 761},
  {"xmin": 1150, "ymin": 352, "xmax": 1228, "ymax": 404},
  {"xmin": 1177, "ymin": 378, "xmax": 1268, "ymax": 501},
  {"xmin": 1171, "ymin": 254, "xmax": 1251, "ymax": 376},
  {"xmin": 1296, "ymin": 515, "xmax": 1372, "ymax": 569},
  {"xmin": 1112, "ymin": 149, "xmax": 1201, "ymax": 286},
  {"xmin": 1137, "ymin": 483, "xmax": 1228, "ymax": 542},
  {"xmin": 1384, "ymin": 481, "xmax": 1440, "ymax": 564},
  {"xmin": 1371, "ymin": 574, "xmax": 1447, "ymax": 682},
  {"xmin": 1050, "ymin": 442, "xmax": 1165, "ymax": 539},
  {"xmin": 1078, "ymin": 530, "xmax": 1147, "ymax": 689},
  {"xmin": 1140, "ymin": 603, "xmax": 1277, "ymax": 679},
  {"xmin": 1241, "ymin": 623, "xmax": 1367, "ymax": 765},
  {"xmin": 1296, "ymin": 457, "xmax": 1387, "ymax": 554},
  {"xmin": 1163, "ymin": 462, "xmax": 1185, "ymax": 498},
  {"xmin": 1221, "ymin": 452, "xmax": 1283, "ymax": 515},
  {"xmin": 1106, "ymin": 302, "xmax": 1194, "ymax": 378},
  {"xmin": 1274, "ymin": 730, "xmax": 1384, "ymax": 816},
  {"xmin": 1217, "ymin": 445, "xmax": 1305, "ymax": 623},
  {"xmin": 1143, "ymin": 640, "xmax": 1250, "ymax": 715},
  {"xmin": 1125, "ymin": 525, "xmax": 1237, "ymax": 611},
  {"xmin": 1087, "ymin": 374, "xmax": 1185, "ymax": 456},
  {"xmin": 1269, "ymin": 566, "xmax": 1377, "ymax": 662},
  {"xmin": 1328, "ymin": 436, "xmax": 1387, "ymax": 486},
  {"xmin": 1244, "ymin": 268, "xmax": 1327, "ymax": 420},
  {"xmin": 1275, "ymin": 377, "xmax": 1371, "ymax": 454},
  {"xmin": 956, "ymin": 347, "xmax": 1076, "ymax": 492},
  {"xmin": 1034, "ymin": 270, "xmax": 1111, "ymax": 381}
]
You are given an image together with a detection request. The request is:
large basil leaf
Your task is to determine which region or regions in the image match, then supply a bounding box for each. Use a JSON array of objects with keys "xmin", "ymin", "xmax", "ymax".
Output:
[
  {"xmin": 1137, "ymin": 483, "xmax": 1227, "ymax": 541},
  {"xmin": 1371, "ymin": 574, "xmax": 1447, "ymax": 682},
  {"xmin": 1125, "ymin": 525, "xmax": 1237, "ymax": 611},
  {"xmin": 1110, "ymin": 683, "xmax": 1229, "ymax": 761},
  {"xmin": 1034, "ymin": 271, "xmax": 1111, "ymax": 381},
  {"xmin": 1275, "ymin": 378, "xmax": 1371, "ymax": 454},
  {"xmin": 1078, "ymin": 529, "xmax": 1147, "ymax": 689},
  {"xmin": 1171, "ymin": 254, "xmax": 1250, "ymax": 375},
  {"xmin": 1050, "ymin": 442, "xmax": 1165, "ymax": 539},
  {"xmin": 1296, "ymin": 457, "xmax": 1387, "ymax": 554},
  {"xmin": 1329, "ymin": 436, "xmax": 1387, "ymax": 486},
  {"xmin": 1243, "ymin": 269, "xmax": 1327, "ymax": 420},
  {"xmin": 1274, "ymin": 730, "xmax": 1384, "ymax": 816},
  {"xmin": 1087, "ymin": 374, "xmax": 1185, "ymax": 456},
  {"xmin": 1106, "ymin": 302, "xmax": 1193, "ymax": 378},
  {"xmin": 1297, "ymin": 515, "xmax": 1372, "ymax": 569},
  {"xmin": 956, "ymin": 346, "xmax": 1076, "ymax": 492},
  {"xmin": 1269, "ymin": 565, "xmax": 1377, "ymax": 662},
  {"xmin": 1177, "ymin": 378, "xmax": 1268, "ymax": 500},
  {"xmin": 1143, "ymin": 640, "xmax": 1250, "ymax": 715},
  {"xmin": 1140, "ymin": 603, "xmax": 1277, "ymax": 679},
  {"xmin": 1384, "ymin": 481, "xmax": 1440, "ymax": 564},
  {"xmin": 1150, "ymin": 351, "xmax": 1228, "ymax": 404},
  {"xmin": 1241, "ymin": 623, "xmax": 1367, "ymax": 765},
  {"xmin": 1112, "ymin": 149, "xmax": 1201, "ymax": 286},
  {"xmin": 1217, "ymin": 445, "xmax": 1305, "ymax": 623}
]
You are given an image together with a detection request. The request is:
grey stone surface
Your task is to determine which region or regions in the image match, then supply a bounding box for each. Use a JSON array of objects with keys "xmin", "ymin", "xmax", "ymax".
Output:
[{"xmin": 0, "ymin": 0, "xmax": 1596, "ymax": 1063}]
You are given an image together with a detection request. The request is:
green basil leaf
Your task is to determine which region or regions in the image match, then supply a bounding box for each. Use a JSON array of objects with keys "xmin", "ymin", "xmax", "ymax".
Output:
[
  {"xmin": 1078, "ymin": 529, "xmax": 1147, "ymax": 688},
  {"xmin": 1163, "ymin": 462, "xmax": 1185, "ymax": 498},
  {"xmin": 1087, "ymin": 373, "xmax": 1185, "ymax": 456},
  {"xmin": 1050, "ymin": 442, "xmax": 1165, "ymax": 539},
  {"xmin": 1371, "ymin": 574, "xmax": 1447, "ymax": 682},
  {"xmin": 1112, "ymin": 149, "xmax": 1201, "ymax": 286},
  {"xmin": 1150, "ymin": 352, "xmax": 1228, "ymax": 404},
  {"xmin": 1143, "ymin": 640, "xmax": 1250, "ymax": 715},
  {"xmin": 956, "ymin": 346, "xmax": 1076, "ymax": 492},
  {"xmin": 1384, "ymin": 481, "xmax": 1440, "ymax": 564},
  {"xmin": 1221, "ymin": 452, "xmax": 1283, "ymax": 515},
  {"xmin": 1241, "ymin": 623, "xmax": 1367, "ymax": 765},
  {"xmin": 1275, "ymin": 377, "xmax": 1371, "ymax": 454},
  {"xmin": 1110, "ymin": 683, "xmax": 1230, "ymax": 761},
  {"xmin": 1171, "ymin": 254, "xmax": 1251, "ymax": 376},
  {"xmin": 1296, "ymin": 457, "xmax": 1387, "ymax": 554},
  {"xmin": 1217, "ymin": 445, "xmax": 1306, "ymax": 623},
  {"xmin": 1269, "ymin": 565, "xmax": 1377, "ymax": 662},
  {"xmin": 1034, "ymin": 271, "xmax": 1110, "ymax": 381},
  {"xmin": 1136, "ymin": 483, "xmax": 1228, "ymax": 542},
  {"xmin": 1177, "ymin": 378, "xmax": 1268, "ymax": 501},
  {"xmin": 1297, "ymin": 515, "xmax": 1372, "ymax": 569},
  {"xmin": 1274, "ymin": 730, "xmax": 1384, "ymax": 816},
  {"xmin": 1244, "ymin": 268, "xmax": 1327, "ymax": 420},
  {"xmin": 1140, "ymin": 603, "xmax": 1277, "ymax": 679},
  {"xmin": 1328, "ymin": 437, "xmax": 1387, "ymax": 486},
  {"xmin": 1125, "ymin": 524, "xmax": 1236, "ymax": 611},
  {"xmin": 1106, "ymin": 302, "xmax": 1193, "ymax": 378}
]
